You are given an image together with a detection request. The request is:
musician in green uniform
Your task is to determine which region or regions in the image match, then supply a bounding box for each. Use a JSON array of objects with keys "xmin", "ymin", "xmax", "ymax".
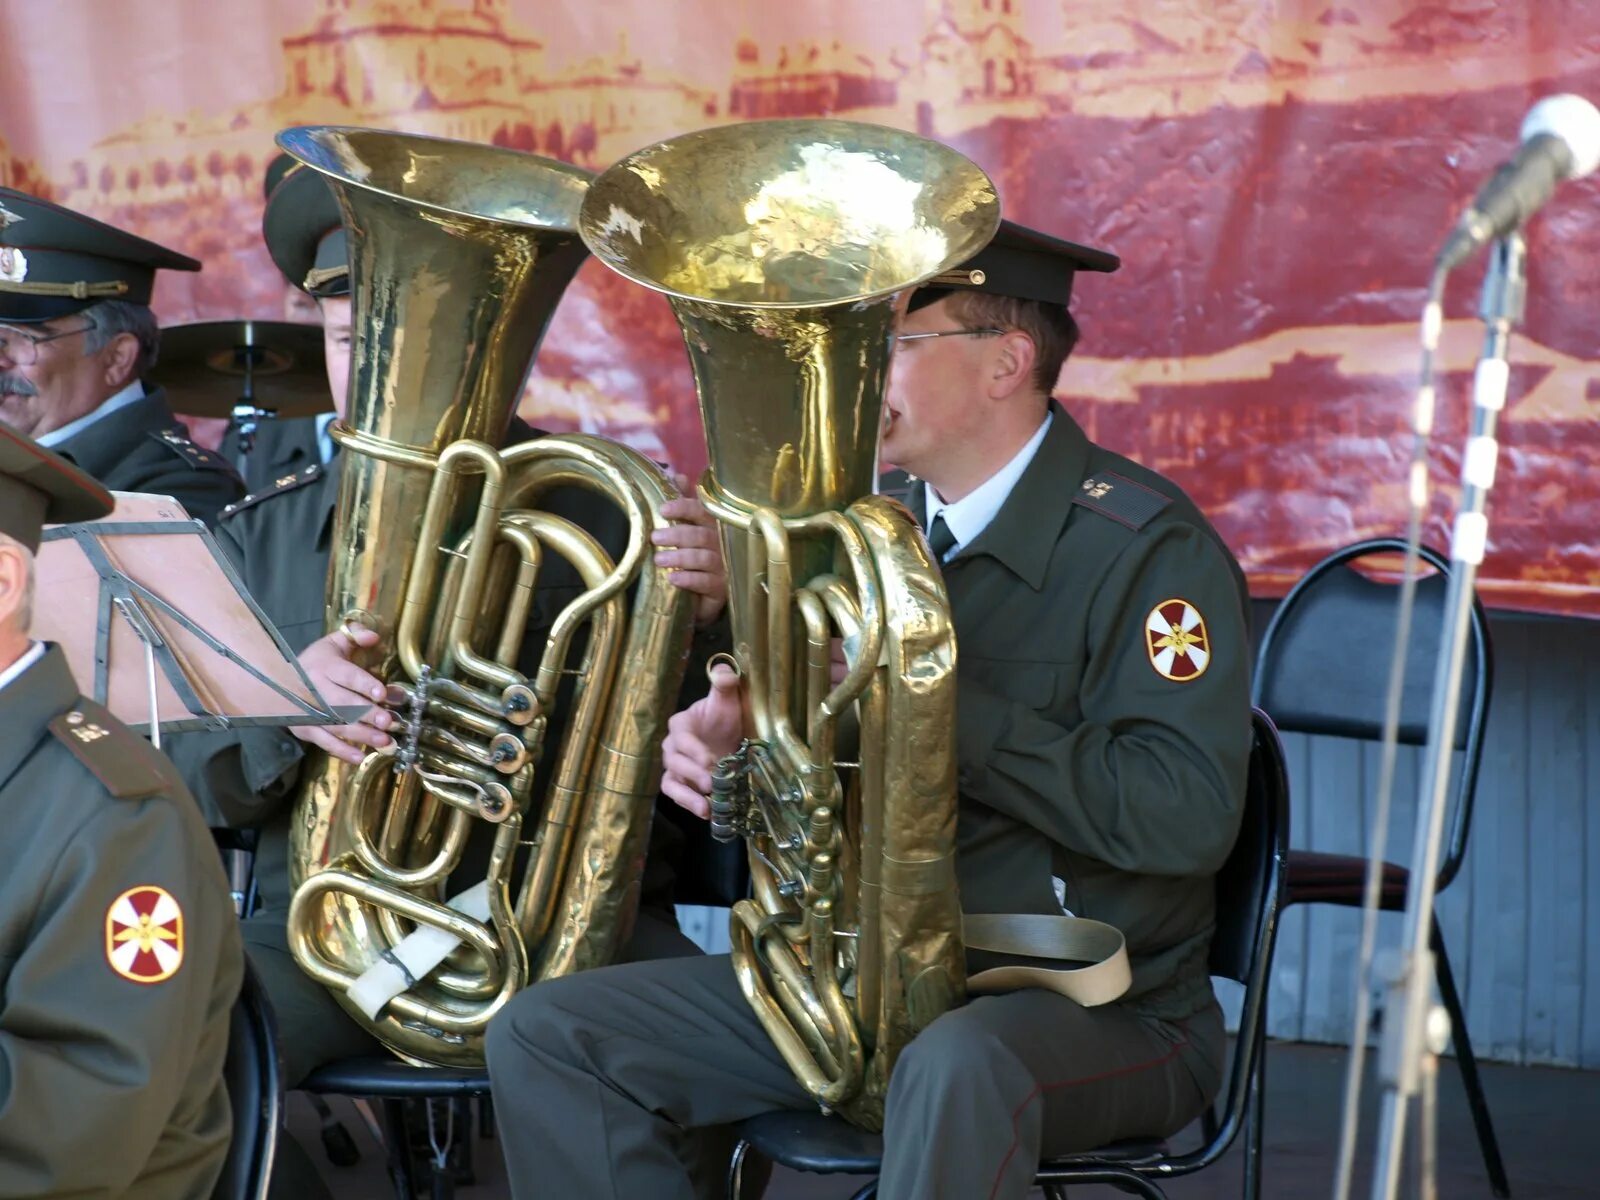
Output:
[
  {"xmin": 218, "ymin": 154, "xmax": 344, "ymax": 492},
  {"xmin": 0, "ymin": 188, "xmax": 243, "ymax": 525},
  {"xmin": 0, "ymin": 424, "xmax": 243, "ymax": 1197},
  {"xmin": 484, "ymin": 221, "xmax": 1255, "ymax": 1200},
  {"xmin": 168, "ymin": 157, "xmax": 733, "ymax": 1197}
]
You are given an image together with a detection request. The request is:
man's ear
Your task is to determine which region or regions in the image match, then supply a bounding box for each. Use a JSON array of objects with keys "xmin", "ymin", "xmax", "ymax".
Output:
[
  {"xmin": 0, "ymin": 539, "xmax": 30, "ymax": 638},
  {"xmin": 989, "ymin": 330, "xmax": 1038, "ymax": 399},
  {"xmin": 99, "ymin": 331, "xmax": 141, "ymax": 390}
]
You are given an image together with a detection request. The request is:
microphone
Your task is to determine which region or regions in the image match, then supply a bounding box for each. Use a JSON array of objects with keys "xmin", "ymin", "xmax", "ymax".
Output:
[{"xmin": 1436, "ymin": 93, "xmax": 1600, "ymax": 270}]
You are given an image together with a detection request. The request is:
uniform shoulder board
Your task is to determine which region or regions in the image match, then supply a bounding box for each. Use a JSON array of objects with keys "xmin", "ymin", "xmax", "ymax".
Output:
[
  {"xmin": 150, "ymin": 427, "xmax": 236, "ymax": 473},
  {"xmin": 218, "ymin": 462, "xmax": 324, "ymax": 522},
  {"xmin": 1071, "ymin": 472, "xmax": 1173, "ymax": 532},
  {"xmin": 49, "ymin": 700, "xmax": 169, "ymax": 799}
]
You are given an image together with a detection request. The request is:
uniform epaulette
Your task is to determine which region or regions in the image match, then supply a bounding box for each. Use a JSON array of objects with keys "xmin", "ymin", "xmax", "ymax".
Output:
[
  {"xmin": 1071, "ymin": 472, "xmax": 1173, "ymax": 532},
  {"xmin": 150, "ymin": 427, "xmax": 235, "ymax": 474},
  {"xmin": 48, "ymin": 700, "xmax": 169, "ymax": 799},
  {"xmin": 218, "ymin": 461, "xmax": 324, "ymax": 522}
]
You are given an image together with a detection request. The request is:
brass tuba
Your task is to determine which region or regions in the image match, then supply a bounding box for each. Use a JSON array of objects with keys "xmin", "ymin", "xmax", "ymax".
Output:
[
  {"xmin": 580, "ymin": 119, "xmax": 1000, "ymax": 1127},
  {"xmin": 278, "ymin": 126, "xmax": 695, "ymax": 1066}
]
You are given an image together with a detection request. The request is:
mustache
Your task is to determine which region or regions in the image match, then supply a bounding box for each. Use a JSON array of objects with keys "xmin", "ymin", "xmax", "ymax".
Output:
[{"xmin": 0, "ymin": 373, "xmax": 38, "ymax": 397}]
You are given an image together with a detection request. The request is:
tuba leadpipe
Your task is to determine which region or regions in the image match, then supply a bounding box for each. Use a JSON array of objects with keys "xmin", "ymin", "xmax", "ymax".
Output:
[
  {"xmin": 277, "ymin": 126, "xmax": 695, "ymax": 1066},
  {"xmin": 581, "ymin": 119, "xmax": 1000, "ymax": 1127}
]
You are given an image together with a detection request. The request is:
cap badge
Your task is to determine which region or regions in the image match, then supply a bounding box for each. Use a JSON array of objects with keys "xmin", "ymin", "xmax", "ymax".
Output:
[
  {"xmin": 106, "ymin": 884, "xmax": 185, "ymax": 984},
  {"xmin": 0, "ymin": 202, "xmax": 22, "ymax": 232},
  {"xmin": 0, "ymin": 247, "xmax": 26, "ymax": 284},
  {"xmin": 1145, "ymin": 598, "xmax": 1210, "ymax": 682}
]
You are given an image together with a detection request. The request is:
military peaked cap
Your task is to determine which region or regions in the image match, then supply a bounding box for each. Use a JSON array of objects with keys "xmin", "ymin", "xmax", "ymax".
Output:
[
  {"xmin": 261, "ymin": 153, "xmax": 349, "ymax": 299},
  {"xmin": 909, "ymin": 218, "xmax": 1119, "ymax": 311},
  {"xmin": 0, "ymin": 188, "xmax": 200, "ymax": 323},
  {"xmin": 0, "ymin": 422, "xmax": 113, "ymax": 551}
]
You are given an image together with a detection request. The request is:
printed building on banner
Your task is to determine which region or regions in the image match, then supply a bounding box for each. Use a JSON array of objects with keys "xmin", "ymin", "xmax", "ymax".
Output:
[
  {"xmin": 1027, "ymin": 0, "xmax": 1570, "ymax": 117},
  {"xmin": 14, "ymin": 0, "xmax": 1600, "ymax": 615},
  {"xmin": 728, "ymin": 2, "xmax": 1045, "ymax": 134},
  {"xmin": 0, "ymin": 136, "xmax": 52, "ymax": 198},
  {"xmin": 49, "ymin": 0, "xmax": 717, "ymax": 214}
]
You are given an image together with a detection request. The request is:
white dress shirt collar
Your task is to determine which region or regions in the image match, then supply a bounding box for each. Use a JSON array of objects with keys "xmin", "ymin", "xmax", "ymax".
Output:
[
  {"xmin": 315, "ymin": 411, "xmax": 338, "ymax": 465},
  {"xmin": 37, "ymin": 379, "xmax": 147, "ymax": 449},
  {"xmin": 923, "ymin": 411, "xmax": 1052, "ymax": 560},
  {"xmin": 0, "ymin": 641, "xmax": 46, "ymax": 695}
]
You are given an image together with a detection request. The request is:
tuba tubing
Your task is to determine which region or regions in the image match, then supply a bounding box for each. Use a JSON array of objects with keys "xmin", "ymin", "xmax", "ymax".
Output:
[
  {"xmin": 579, "ymin": 118, "xmax": 1000, "ymax": 1127},
  {"xmin": 277, "ymin": 125, "xmax": 694, "ymax": 1067}
]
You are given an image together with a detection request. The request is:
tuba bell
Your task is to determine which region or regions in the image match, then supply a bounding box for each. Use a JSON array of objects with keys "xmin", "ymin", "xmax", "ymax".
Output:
[
  {"xmin": 277, "ymin": 126, "xmax": 696, "ymax": 1066},
  {"xmin": 581, "ymin": 119, "xmax": 1000, "ymax": 1128}
]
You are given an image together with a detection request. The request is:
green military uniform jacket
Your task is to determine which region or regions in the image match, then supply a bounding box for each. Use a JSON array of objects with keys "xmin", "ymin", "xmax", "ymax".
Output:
[
  {"xmin": 220, "ymin": 414, "xmax": 325, "ymax": 495},
  {"xmin": 919, "ymin": 404, "xmax": 1252, "ymax": 1022},
  {"xmin": 0, "ymin": 645, "xmax": 243, "ymax": 1199},
  {"xmin": 54, "ymin": 385, "xmax": 243, "ymax": 527}
]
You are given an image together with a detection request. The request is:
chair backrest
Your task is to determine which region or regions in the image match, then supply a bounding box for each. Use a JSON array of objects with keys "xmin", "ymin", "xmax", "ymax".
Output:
[
  {"xmin": 1169, "ymin": 709, "xmax": 1289, "ymax": 1175},
  {"xmin": 212, "ymin": 959, "xmax": 283, "ymax": 1200},
  {"xmin": 1210, "ymin": 709, "xmax": 1289, "ymax": 987},
  {"xmin": 1252, "ymin": 538, "xmax": 1493, "ymax": 890}
]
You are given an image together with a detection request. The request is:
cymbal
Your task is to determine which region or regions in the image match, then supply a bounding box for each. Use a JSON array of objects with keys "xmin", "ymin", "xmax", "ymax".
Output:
[{"xmin": 155, "ymin": 320, "xmax": 332, "ymax": 419}]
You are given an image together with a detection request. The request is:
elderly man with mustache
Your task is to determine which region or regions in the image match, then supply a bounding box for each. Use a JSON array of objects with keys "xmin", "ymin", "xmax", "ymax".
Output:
[{"xmin": 0, "ymin": 188, "xmax": 241, "ymax": 526}]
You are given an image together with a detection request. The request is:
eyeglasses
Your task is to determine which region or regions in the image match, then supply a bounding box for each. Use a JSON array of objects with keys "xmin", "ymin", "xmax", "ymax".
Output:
[
  {"xmin": 0, "ymin": 321, "xmax": 92, "ymax": 367},
  {"xmin": 893, "ymin": 327, "xmax": 1005, "ymax": 346}
]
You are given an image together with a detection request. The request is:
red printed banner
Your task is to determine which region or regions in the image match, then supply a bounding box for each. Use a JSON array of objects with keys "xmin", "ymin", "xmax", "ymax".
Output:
[{"xmin": 3, "ymin": 1, "xmax": 1596, "ymax": 616}]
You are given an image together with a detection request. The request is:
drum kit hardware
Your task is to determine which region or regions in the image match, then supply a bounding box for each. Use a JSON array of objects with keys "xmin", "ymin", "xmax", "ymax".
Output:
[{"xmin": 152, "ymin": 319, "xmax": 329, "ymax": 457}]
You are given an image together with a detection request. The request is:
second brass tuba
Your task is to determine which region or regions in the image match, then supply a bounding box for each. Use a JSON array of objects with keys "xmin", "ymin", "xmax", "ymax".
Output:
[
  {"xmin": 278, "ymin": 126, "xmax": 695, "ymax": 1066},
  {"xmin": 581, "ymin": 119, "xmax": 1000, "ymax": 1127}
]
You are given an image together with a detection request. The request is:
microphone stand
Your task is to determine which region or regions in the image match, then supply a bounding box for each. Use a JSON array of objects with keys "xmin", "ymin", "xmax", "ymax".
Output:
[{"xmin": 1367, "ymin": 232, "xmax": 1525, "ymax": 1200}]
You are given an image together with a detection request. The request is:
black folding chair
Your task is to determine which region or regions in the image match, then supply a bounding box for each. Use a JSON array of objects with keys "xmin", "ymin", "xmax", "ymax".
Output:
[
  {"xmin": 726, "ymin": 708, "xmax": 1290, "ymax": 1199},
  {"xmin": 292, "ymin": 805, "xmax": 746, "ymax": 1199},
  {"xmin": 299, "ymin": 1058, "xmax": 492, "ymax": 1200},
  {"xmin": 1253, "ymin": 537, "xmax": 1506, "ymax": 1197},
  {"xmin": 212, "ymin": 958, "xmax": 284, "ymax": 1200},
  {"xmin": 211, "ymin": 826, "xmax": 260, "ymax": 918}
]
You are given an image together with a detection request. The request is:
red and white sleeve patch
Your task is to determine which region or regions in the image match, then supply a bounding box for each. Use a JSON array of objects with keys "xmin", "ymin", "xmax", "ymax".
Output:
[
  {"xmin": 1145, "ymin": 598, "xmax": 1211, "ymax": 682},
  {"xmin": 105, "ymin": 885, "xmax": 184, "ymax": 984}
]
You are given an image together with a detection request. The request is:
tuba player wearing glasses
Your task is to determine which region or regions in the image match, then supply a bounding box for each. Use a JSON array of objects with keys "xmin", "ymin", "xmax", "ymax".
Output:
[{"xmin": 486, "ymin": 220, "xmax": 1253, "ymax": 1200}]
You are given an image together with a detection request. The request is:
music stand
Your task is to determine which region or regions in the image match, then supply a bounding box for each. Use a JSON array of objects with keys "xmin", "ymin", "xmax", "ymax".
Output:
[{"xmin": 32, "ymin": 492, "xmax": 354, "ymax": 749}]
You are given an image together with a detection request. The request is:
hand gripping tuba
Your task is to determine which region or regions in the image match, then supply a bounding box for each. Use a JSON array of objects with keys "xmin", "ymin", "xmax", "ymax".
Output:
[
  {"xmin": 278, "ymin": 126, "xmax": 696, "ymax": 1066},
  {"xmin": 581, "ymin": 119, "xmax": 1000, "ymax": 1127}
]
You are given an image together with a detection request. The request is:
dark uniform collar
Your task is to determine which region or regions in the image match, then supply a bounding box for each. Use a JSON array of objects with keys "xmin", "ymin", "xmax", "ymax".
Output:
[
  {"xmin": 315, "ymin": 453, "xmax": 343, "ymax": 552},
  {"xmin": 268, "ymin": 415, "xmax": 328, "ymax": 470},
  {"xmin": 51, "ymin": 385, "xmax": 178, "ymax": 479},
  {"xmin": 0, "ymin": 643, "xmax": 79, "ymax": 790},
  {"xmin": 946, "ymin": 401, "xmax": 1091, "ymax": 590},
  {"xmin": 267, "ymin": 435, "xmax": 302, "ymax": 470}
]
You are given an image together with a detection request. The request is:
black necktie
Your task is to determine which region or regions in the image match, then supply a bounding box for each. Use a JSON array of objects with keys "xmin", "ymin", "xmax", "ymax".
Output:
[{"xmin": 926, "ymin": 513, "xmax": 957, "ymax": 562}]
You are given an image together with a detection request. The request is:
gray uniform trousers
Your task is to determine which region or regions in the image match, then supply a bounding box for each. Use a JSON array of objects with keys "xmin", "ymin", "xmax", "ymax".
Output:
[
  {"xmin": 259, "ymin": 908, "xmax": 703, "ymax": 1200},
  {"xmin": 485, "ymin": 951, "xmax": 1226, "ymax": 1200}
]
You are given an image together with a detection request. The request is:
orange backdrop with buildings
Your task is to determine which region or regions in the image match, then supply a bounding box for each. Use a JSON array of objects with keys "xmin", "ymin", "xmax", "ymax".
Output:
[{"xmin": 2, "ymin": 0, "xmax": 1597, "ymax": 615}]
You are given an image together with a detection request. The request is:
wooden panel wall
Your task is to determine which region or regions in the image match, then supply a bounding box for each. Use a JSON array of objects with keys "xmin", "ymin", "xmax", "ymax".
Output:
[{"xmin": 1262, "ymin": 613, "xmax": 1599, "ymax": 1067}]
